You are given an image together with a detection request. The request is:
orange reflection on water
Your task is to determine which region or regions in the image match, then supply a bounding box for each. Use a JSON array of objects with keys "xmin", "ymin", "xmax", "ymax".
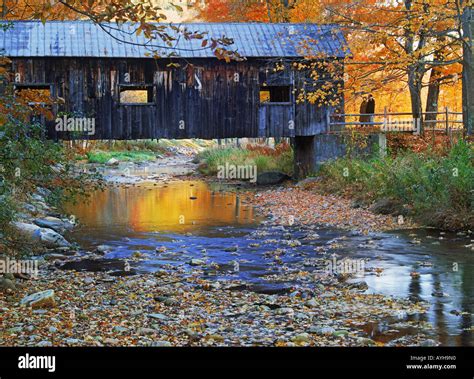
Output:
[{"xmin": 67, "ymin": 180, "xmax": 257, "ymax": 233}]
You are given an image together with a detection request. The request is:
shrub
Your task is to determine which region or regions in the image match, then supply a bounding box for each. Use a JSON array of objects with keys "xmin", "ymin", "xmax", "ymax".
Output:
[
  {"xmin": 196, "ymin": 142, "xmax": 294, "ymax": 177},
  {"xmin": 318, "ymin": 140, "xmax": 473, "ymax": 230}
]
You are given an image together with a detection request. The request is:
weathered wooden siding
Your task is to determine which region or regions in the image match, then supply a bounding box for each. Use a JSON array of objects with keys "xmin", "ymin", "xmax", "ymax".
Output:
[{"xmin": 11, "ymin": 57, "xmax": 340, "ymax": 140}]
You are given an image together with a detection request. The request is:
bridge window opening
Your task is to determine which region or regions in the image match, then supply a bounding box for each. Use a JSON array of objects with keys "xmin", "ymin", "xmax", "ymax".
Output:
[
  {"xmin": 14, "ymin": 84, "xmax": 52, "ymax": 105},
  {"xmin": 259, "ymin": 86, "xmax": 291, "ymax": 103},
  {"xmin": 119, "ymin": 85, "xmax": 154, "ymax": 104}
]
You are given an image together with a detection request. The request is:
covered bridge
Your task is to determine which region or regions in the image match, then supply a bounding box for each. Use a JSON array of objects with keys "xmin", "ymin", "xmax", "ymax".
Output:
[{"xmin": 0, "ymin": 21, "xmax": 346, "ymax": 141}]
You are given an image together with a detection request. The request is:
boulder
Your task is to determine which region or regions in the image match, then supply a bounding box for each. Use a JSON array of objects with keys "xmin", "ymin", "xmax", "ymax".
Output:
[
  {"xmin": 369, "ymin": 198, "xmax": 407, "ymax": 216},
  {"xmin": 256, "ymin": 171, "xmax": 291, "ymax": 186},
  {"xmin": 38, "ymin": 228, "xmax": 71, "ymax": 248},
  {"xmin": 12, "ymin": 222, "xmax": 71, "ymax": 248},
  {"xmin": 106, "ymin": 158, "xmax": 120, "ymax": 166},
  {"xmin": 20, "ymin": 290, "xmax": 56, "ymax": 309},
  {"xmin": 189, "ymin": 259, "xmax": 206, "ymax": 266},
  {"xmin": 95, "ymin": 245, "xmax": 112, "ymax": 254},
  {"xmin": 0, "ymin": 278, "xmax": 17, "ymax": 292},
  {"xmin": 34, "ymin": 217, "xmax": 74, "ymax": 233},
  {"xmin": 31, "ymin": 193, "xmax": 46, "ymax": 203}
]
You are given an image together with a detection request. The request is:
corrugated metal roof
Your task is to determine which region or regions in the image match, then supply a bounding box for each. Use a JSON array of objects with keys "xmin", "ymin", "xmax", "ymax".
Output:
[{"xmin": 0, "ymin": 21, "xmax": 347, "ymax": 59}]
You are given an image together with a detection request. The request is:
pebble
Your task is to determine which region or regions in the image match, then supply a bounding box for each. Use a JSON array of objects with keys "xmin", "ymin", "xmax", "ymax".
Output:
[{"xmin": 151, "ymin": 341, "xmax": 172, "ymax": 347}]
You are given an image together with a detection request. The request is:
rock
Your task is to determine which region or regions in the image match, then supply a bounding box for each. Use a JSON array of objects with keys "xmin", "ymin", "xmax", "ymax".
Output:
[
  {"xmin": 350, "ymin": 200, "xmax": 364, "ymax": 209},
  {"xmin": 256, "ymin": 171, "xmax": 291, "ymax": 186},
  {"xmin": 275, "ymin": 307, "xmax": 294, "ymax": 315},
  {"xmin": 431, "ymin": 291, "xmax": 449, "ymax": 297},
  {"xmin": 151, "ymin": 340, "xmax": 172, "ymax": 347},
  {"xmin": 106, "ymin": 158, "xmax": 120, "ymax": 166},
  {"xmin": 420, "ymin": 339, "xmax": 438, "ymax": 347},
  {"xmin": 137, "ymin": 327, "xmax": 156, "ymax": 336},
  {"xmin": 31, "ymin": 193, "xmax": 45, "ymax": 202},
  {"xmin": 65, "ymin": 338, "xmax": 82, "ymax": 344},
  {"xmin": 96, "ymin": 245, "xmax": 112, "ymax": 254},
  {"xmin": 21, "ymin": 203, "xmax": 37, "ymax": 214},
  {"xmin": 12, "ymin": 222, "xmax": 70, "ymax": 248},
  {"xmin": 357, "ymin": 337, "xmax": 376, "ymax": 346},
  {"xmin": 309, "ymin": 326, "xmax": 335, "ymax": 335},
  {"xmin": 113, "ymin": 326, "xmax": 128, "ymax": 333},
  {"xmin": 7, "ymin": 327, "xmax": 22, "ymax": 334},
  {"xmin": 12, "ymin": 221, "xmax": 41, "ymax": 238},
  {"xmin": 189, "ymin": 259, "xmax": 206, "ymax": 266},
  {"xmin": 305, "ymin": 298, "xmax": 318, "ymax": 307},
  {"xmin": 34, "ymin": 217, "xmax": 74, "ymax": 233},
  {"xmin": 35, "ymin": 187, "xmax": 52, "ymax": 199},
  {"xmin": 332, "ymin": 330, "xmax": 349, "ymax": 337},
  {"xmin": 39, "ymin": 228, "xmax": 71, "ymax": 248},
  {"xmin": 104, "ymin": 338, "xmax": 120, "ymax": 345},
  {"xmin": 32, "ymin": 309, "xmax": 48, "ymax": 315},
  {"xmin": 369, "ymin": 198, "xmax": 407, "ymax": 216},
  {"xmin": 44, "ymin": 253, "xmax": 69, "ymax": 261},
  {"xmin": 0, "ymin": 278, "xmax": 17, "ymax": 292},
  {"xmin": 2, "ymin": 272, "xmax": 14, "ymax": 280},
  {"xmin": 147, "ymin": 313, "xmax": 169, "ymax": 321},
  {"xmin": 154, "ymin": 296, "xmax": 179, "ymax": 306},
  {"xmin": 348, "ymin": 281, "xmax": 369, "ymax": 291},
  {"xmin": 154, "ymin": 270, "xmax": 168, "ymax": 278},
  {"xmin": 37, "ymin": 341, "xmax": 53, "ymax": 347},
  {"xmin": 223, "ymin": 246, "xmax": 238, "ymax": 252},
  {"xmin": 131, "ymin": 251, "xmax": 143, "ymax": 259},
  {"xmin": 20, "ymin": 290, "xmax": 56, "ymax": 309},
  {"xmin": 291, "ymin": 333, "xmax": 310, "ymax": 343},
  {"xmin": 208, "ymin": 334, "xmax": 225, "ymax": 342}
]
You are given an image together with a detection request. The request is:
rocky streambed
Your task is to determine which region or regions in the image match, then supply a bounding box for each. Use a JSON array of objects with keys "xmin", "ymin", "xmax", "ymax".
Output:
[{"xmin": 1, "ymin": 156, "xmax": 473, "ymax": 347}]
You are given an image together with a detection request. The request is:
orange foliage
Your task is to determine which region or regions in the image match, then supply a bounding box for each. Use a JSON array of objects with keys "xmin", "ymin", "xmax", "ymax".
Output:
[{"xmin": 246, "ymin": 141, "xmax": 291, "ymax": 157}]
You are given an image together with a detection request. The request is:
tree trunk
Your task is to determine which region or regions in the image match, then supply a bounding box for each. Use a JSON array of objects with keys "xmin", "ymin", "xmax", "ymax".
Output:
[
  {"xmin": 462, "ymin": 6, "xmax": 473, "ymax": 135},
  {"xmin": 425, "ymin": 66, "xmax": 442, "ymax": 124},
  {"xmin": 1, "ymin": 0, "xmax": 7, "ymax": 18},
  {"xmin": 408, "ymin": 67, "xmax": 424, "ymax": 132}
]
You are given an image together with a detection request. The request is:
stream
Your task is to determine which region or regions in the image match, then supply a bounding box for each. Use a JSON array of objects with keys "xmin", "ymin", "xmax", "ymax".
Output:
[{"xmin": 65, "ymin": 179, "xmax": 474, "ymax": 346}]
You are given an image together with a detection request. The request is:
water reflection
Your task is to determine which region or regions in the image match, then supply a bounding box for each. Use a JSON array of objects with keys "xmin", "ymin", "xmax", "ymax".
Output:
[{"xmin": 66, "ymin": 180, "xmax": 257, "ymax": 238}]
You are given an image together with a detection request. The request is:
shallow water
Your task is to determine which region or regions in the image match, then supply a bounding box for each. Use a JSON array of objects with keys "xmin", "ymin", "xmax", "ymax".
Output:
[{"xmin": 65, "ymin": 180, "xmax": 474, "ymax": 346}]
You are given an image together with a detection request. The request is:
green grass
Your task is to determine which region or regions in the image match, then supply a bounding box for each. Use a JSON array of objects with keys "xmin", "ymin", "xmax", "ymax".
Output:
[
  {"xmin": 81, "ymin": 139, "xmax": 216, "ymax": 163},
  {"xmin": 86, "ymin": 150, "xmax": 157, "ymax": 164},
  {"xmin": 196, "ymin": 145, "xmax": 294, "ymax": 177},
  {"xmin": 318, "ymin": 140, "xmax": 474, "ymax": 231}
]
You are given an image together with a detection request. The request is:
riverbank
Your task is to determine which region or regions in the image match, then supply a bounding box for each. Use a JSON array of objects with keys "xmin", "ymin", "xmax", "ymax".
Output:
[
  {"xmin": 316, "ymin": 140, "xmax": 474, "ymax": 232},
  {"xmin": 249, "ymin": 186, "xmax": 414, "ymax": 233}
]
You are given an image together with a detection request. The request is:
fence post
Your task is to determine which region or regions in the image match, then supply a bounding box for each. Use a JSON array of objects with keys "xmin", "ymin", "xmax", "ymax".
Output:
[
  {"xmin": 326, "ymin": 109, "xmax": 331, "ymax": 133},
  {"xmin": 414, "ymin": 118, "xmax": 421, "ymax": 135},
  {"xmin": 383, "ymin": 106, "xmax": 388, "ymax": 132},
  {"xmin": 445, "ymin": 106, "xmax": 449, "ymax": 134}
]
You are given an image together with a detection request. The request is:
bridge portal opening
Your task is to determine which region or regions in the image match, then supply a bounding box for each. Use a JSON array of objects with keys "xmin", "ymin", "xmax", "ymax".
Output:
[
  {"xmin": 14, "ymin": 83, "xmax": 52, "ymax": 105},
  {"xmin": 259, "ymin": 85, "xmax": 291, "ymax": 103},
  {"xmin": 119, "ymin": 84, "xmax": 154, "ymax": 105}
]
